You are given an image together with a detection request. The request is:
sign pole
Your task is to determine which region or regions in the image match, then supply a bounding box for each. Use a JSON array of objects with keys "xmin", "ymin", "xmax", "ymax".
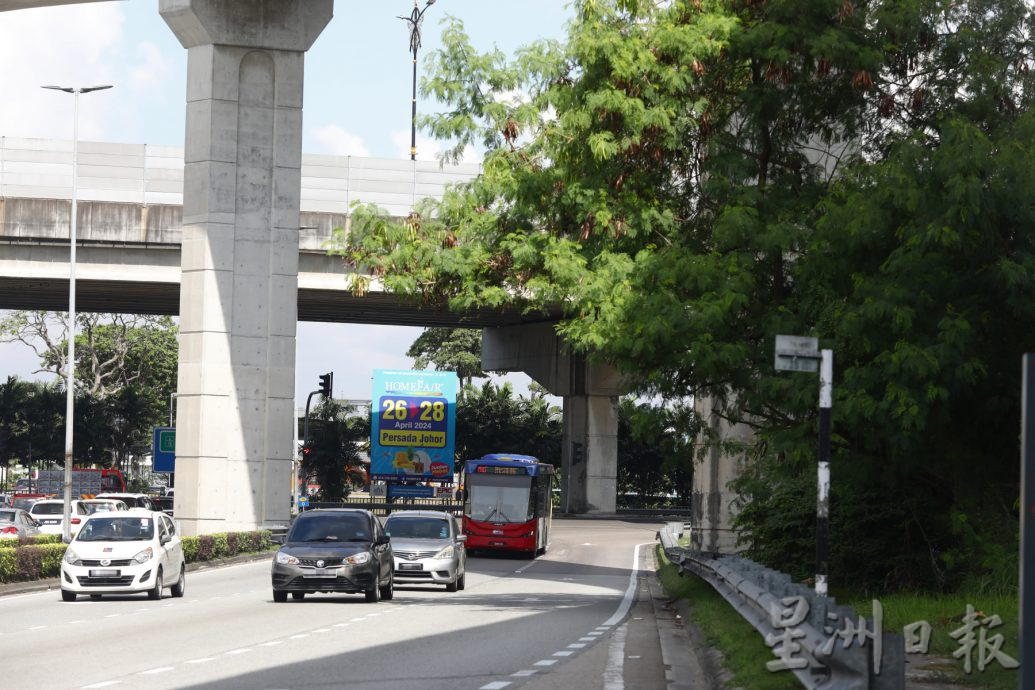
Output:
[
  {"xmin": 816, "ymin": 349, "xmax": 833, "ymax": 597},
  {"xmin": 1021, "ymin": 355, "xmax": 1035, "ymax": 688}
]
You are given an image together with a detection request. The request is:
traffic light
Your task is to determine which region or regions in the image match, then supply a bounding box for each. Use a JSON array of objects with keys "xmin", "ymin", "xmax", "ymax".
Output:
[
  {"xmin": 318, "ymin": 372, "xmax": 333, "ymax": 398},
  {"xmin": 301, "ymin": 444, "xmax": 312, "ymax": 460},
  {"xmin": 571, "ymin": 441, "xmax": 584, "ymax": 466}
]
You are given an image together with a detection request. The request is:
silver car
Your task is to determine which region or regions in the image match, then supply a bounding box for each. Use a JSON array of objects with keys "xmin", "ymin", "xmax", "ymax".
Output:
[
  {"xmin": 0, "ymin": 508, "xmax": 42, "ymax": 539},
  {"xmin": 383, "ymin": 510, "xmax": 466, "ymax": 592}
]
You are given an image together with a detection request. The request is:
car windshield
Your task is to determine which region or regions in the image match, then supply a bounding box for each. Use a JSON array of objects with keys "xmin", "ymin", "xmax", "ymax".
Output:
[
  {"xmin": 289, "ymin": 513, "xmax": 370, "ymax": 543},
  {"xmin": 30, "ymin": 503, "xmax": 64, "ymax": 515},
  {"xmin": 466, "ymin": 474, "xmax": 533, "ymax": 523},
  {"xmin": 76, "ymin": 516, "xmax": 154, "ymax": 542},
  {"xmin": 384, "ymin": 518, "xmax": 449, "ymax": 540}
]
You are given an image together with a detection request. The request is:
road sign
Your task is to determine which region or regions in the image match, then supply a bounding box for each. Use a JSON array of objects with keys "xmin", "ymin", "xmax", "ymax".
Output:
[
  {"xmin": 774, "ymin": 335, "xmax": 820, "ymax": 372},
  {"xmin": 152, "ymin": 427, "xmax": 176, "ymax": 473},
  {"xmin": 388, "ymin": 483, "xmax": 435, "ymax": 499},
  {"xmin": 298, "ymin": 495, "xmax": 309, "ymax": 508}
]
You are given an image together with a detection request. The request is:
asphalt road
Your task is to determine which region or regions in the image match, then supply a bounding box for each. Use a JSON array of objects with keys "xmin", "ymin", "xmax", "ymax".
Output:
[{"xmin": 0, "ymin": 518, "xmax": 671, "ymax": 690}]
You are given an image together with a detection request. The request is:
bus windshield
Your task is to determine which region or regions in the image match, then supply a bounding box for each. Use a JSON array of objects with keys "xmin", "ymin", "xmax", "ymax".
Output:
[{"xmin": 466, "ymin": 474, "xmax": 533, "ymax": 523}]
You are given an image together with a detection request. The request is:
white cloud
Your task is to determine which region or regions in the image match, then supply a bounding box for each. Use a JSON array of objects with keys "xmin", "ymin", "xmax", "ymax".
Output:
[
  {"xmin": 390, "ymin": 129, "xmax": 442, "ymax": 161},
  {"xmin": 311, "ymin": 124, "xmax": 370, "ymax": 157},
  {"xmin": 0, "ymin": 4, "xmax": 124, "ymax": 141}
]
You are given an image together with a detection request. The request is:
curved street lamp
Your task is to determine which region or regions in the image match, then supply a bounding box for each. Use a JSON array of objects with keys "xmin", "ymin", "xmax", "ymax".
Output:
[
  {"xmin": 41, "ymin": 83, "xmax": 113, "ymax": 542},
  {"xmin": 399, "ymin": 0, "xmax": 435, "ymax": 161}
]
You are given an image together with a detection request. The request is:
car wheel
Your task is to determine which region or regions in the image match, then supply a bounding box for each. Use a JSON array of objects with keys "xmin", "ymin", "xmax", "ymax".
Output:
[
  {"xmin": 170, "ymin": 565, "xmax": 186, "ymax": 598},
  {"xmin": 291, "ymin": 592, "xmax": 306, "ymax": 600},
  {"xmin": 61, "ymin": 589, "xmax": 77, "ymax": 602},
  {"xmin": 457, "ymin": 570, "xmax": 466, "ymax": 591},
  {"xmin": 365, "ymin": 578, "xmax": 381, "ymax": 603},
  {"xmin": 148, "ymin": 568, "xmax": 163, "ymax": 600},
  {"xmin": 446, "ymin": 576, "xmax": 458, "ymax": 592},
  {"xmin": 379, "ymin": 571, "xmax": 394, "ymax": 601},
  {"xmin": 273, "ymin": 590, "xmax": 287, "ymax": 603}
]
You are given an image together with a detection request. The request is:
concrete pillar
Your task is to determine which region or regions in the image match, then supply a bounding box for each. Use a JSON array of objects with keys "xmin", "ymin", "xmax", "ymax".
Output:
[
  {"xmin": 483, "ymin": 323, "xmax": 625, "ymax": 514},
  {"xmin": 691, "ymin": 393, "xmax": 751, "ymax": 553},
  {"xmin": 161, "ymin": 0, "xmax": 333, "ymax": 534}
]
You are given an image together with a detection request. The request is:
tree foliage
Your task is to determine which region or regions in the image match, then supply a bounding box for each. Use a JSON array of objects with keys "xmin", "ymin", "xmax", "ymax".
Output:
[
  {"xmin": 406, "ymin": 327, "xmax": 487, "ymax": 385},
  {"xmin": 454, "ymin": 381, "xmax": 562, "ymax": 466},
  {"xmin": 329, "ymin": 0, "xmax": 1035, "ymax": 589},
  {"xmin": 302, "ymin": 399, "xmax": 370, "ymax": 502}
]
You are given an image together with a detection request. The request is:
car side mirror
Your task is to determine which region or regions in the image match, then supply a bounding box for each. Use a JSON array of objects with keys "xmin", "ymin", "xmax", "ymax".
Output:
[
  {"xmin": 375, "ymin": 535, "xmax": 390, "ymax": 546},
  {"xmin": 457, "ymin": 534, "xmax": 467, "ymax": 543},
  {"xmin": 271, "ymin": 533, "xmax": 286, "ymax": 545},
  {"xmin": 160, "ymin": 534, "xmax": 171, "ymax": 545}
]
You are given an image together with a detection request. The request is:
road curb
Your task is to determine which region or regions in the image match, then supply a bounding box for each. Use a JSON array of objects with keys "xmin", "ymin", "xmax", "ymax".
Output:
[
  {"xmin": 647, "ymin": 548, "xmax": 714, "ymax": 689},
  {"xmin": 0, "ymin": 550, "xmax": 276, "ymax": 598}
]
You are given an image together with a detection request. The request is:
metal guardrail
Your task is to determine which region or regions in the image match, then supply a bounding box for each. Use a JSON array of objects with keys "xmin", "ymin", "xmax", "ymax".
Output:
[{"xmin": 656, "ymin": 523, "xmax": 904, "ymax": 690}]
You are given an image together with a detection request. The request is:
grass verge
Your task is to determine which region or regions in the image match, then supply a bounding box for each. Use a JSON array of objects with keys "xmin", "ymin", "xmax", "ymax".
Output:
[{"xmin": 656, "ymin": 545, "xmax": 799, "ymax": 690}]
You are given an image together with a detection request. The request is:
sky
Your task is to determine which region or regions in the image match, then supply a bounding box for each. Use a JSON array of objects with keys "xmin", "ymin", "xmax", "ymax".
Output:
[{"xmin": 0, "ymin": 0, "xmax": 575, "ymax": 408}]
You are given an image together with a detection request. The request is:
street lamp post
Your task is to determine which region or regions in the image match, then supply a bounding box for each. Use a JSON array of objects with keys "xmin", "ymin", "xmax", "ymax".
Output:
[
  {"xmin": 42, "ymin": 84, "xmax": 113, "ymax": 543},
  {"xmin": 399, "ymin": 0, "xmax": 435, "ymax": 161}
]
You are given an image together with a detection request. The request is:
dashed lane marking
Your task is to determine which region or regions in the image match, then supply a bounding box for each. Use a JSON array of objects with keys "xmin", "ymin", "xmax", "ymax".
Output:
[
  {"xmin": 139, "ymin": 667, "xmax": 174, "ymax": 675},
  {"xmin": 511, "ymin": 670, "xmax": 537, "ymax": 677},
  {"xmin": 480, "ymin": 683, "xmax": 512, "ymax": 690},
  {"xmin": 533, "ymin": 660, "xmax": 557, "ymax": 667}
]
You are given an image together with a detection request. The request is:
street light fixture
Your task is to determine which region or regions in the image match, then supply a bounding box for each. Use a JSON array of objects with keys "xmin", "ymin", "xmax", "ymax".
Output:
[
  {"xmin": 399, "ymin": 0, "xmax": 435, "ymax": 161},
  {"xmin": 42, "ymin": 83, "xmax": 113, "ymax": 543}
]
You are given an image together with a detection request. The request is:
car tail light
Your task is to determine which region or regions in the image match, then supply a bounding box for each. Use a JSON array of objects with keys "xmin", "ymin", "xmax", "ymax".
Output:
[
  {"xmin": 1, "ymin": 526, "xmax": 17, "ymax": 534},
  {"xmin": 71, "ymin": 518, "xmax": 81, "ymax": 524}
]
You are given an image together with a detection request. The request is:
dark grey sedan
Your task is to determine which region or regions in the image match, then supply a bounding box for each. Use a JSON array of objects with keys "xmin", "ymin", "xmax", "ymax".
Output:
[{"xmin": 271, "ymin": 509, "xmax": 393, "ymax": 603}]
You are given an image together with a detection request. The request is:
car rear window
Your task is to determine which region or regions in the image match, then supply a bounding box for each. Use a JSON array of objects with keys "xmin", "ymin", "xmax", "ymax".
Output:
[
  {"xmin": 384, "ymin": 517, "xmax": 450, "ymax": 540},
  {"xmin": 0, "ymin": 510, "xmax": 16, "ymax": 522},
  {"xmin": 289, "ymin": 513, "xmax": 371, "ymax": 543},
  {"xmin": 30, "ymin": 503, "xmax": 63, "ymax": 515}
]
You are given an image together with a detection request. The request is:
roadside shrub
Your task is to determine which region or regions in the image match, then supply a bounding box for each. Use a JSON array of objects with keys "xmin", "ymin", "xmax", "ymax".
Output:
[
  {"xmin": 210, "ymin": 533, "xmax": 229, "ymax": 559},
  {"xmin": 182, "ymin": 536, "xmax": 199, "ymax": 564},
  {"xmin": 197, "ymin": 535, "xmax": 214, "ymax": 561},
  {"xmin": 0, "ymin": 544, "xmax": 67, "ymax": 583},
  {"xmin": 0, "ymin": 534, "xmax": 63, "ymax": 548},
  {"xmin": 226, "ymin": 532, "xmax": 239, "ymax": 557},
  {"xmin": 0, "ymin": 548, "xmax": 16, "ymax": 581}
]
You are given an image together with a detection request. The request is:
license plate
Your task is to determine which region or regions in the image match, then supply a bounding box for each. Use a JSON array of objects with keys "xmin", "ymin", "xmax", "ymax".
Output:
[
  {"xmin": 399, "ymin": 563, "xmax": 422, "ymax": 571},
  {"xmin": 43, "ymin": 520, "xmax": 60, "ymax": 525},
  {"xmin": 89, "ymin": 569, "xmax": 118, "ymax": 577},
  {"xmin": 302, "ymin": 574, "xmax": 336, "ymax": 579}
]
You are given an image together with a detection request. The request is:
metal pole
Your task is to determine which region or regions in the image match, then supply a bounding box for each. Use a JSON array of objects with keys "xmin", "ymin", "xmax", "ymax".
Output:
[
  {"xmin": 410, "ymin": 45, "xmax": 418, "ymax": 161},
  {"xmin": 168, "ymin": 392, "xmax": 177, "ymax": 427},
  {"xmin": 1020, "ymin": 354, "xmax": 1035, "ymax": 688},
  {"xmin": 816, "ymin": 349, "xmax": 833, "ymax": 597},
  {"xmin": 61, "ymin": 89, "xmax": 80, "ymax": 543}
]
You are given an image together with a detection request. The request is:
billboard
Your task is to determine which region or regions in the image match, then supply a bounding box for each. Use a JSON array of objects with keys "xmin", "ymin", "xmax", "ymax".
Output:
[{"xmin": 370, "ymin": 369, "xmax": 458, "ymax": 481}]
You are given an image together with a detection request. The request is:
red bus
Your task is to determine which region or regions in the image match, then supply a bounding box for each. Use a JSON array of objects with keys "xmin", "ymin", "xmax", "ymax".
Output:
[
  {"xmin": 33, "ymin": 468, "xmax": 126, "ymax": 497},
  {"xmin": 461, "ymin": 454, "xmax": 555, "ymax": 558}
]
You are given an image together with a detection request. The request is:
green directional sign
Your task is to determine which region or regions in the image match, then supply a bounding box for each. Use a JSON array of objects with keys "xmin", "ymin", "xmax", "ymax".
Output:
[{"xmin": 153, "ymin": 426, "xmax": 176, "ymax": 473}]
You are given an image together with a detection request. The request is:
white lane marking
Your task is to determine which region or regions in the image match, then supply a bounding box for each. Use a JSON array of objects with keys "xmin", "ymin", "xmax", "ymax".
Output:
[
  {"xmin": 225, "ymin": 648, "xmax": 253, "ymax": 655},
  {"xmin": 68, "ymin": 620, "xmax": 84, "ymax": 625},
  {"xmin": 553, "ymin": 651, "xmax": 573, "ymax": 657},
  {"xmin": 603, "ymin": 543, "xmax": 640, "ymax": 627},
  {"xmin": 587, "ymin": 632, "xmax": 603, "ymax": 637},
  {"xmin": 29, "ymin": 625, "xmax": 47, "ymax": 630},
  {"xmin": 139, "ymin": 667, "xmax": 174, "ymax": 675},
  {"xmin": 514, "ymin": 560, "xmax": 539, "ymax": 574},
  {"xmin": 533, "ymin": 660, "xmax": 557, "ymax": 667},
  {"xmin": 627, "ymin": 655, "xmax": 641, "ymax": 659},
  {"xmin": 579, "ymin": 637, "xmax": 595, "ymax": 642},
  {"xmin": 289, "ymin": 634, "xmax": 308, "ymax": 639},
  {"xmin": 259, "ymin": 641, "xmax": 284, "ymax": 647},
  {"xmin": 105, "ymin": 614, "xmax": 120, "ymax": 619},
  {"xmin": 568, "ymin": 643, "xmax": 587, "ymax": 649},
  {"xmin": 480, "ymin": 683, "xmax": 511, "ymax": 690},
  {"xmin": 82, "ymin": 682, "xmax": 122, "ymax": 688},
  {"xmin": 185, "ymin": 658, "xmax": 216, "ymax": 664},
  {"xmin": 603, "ymin": 621, "xmax": 629, "ymax": 689},
  {"xmin": 135, "ymin": 608, "xmax": 149, "ymax": 612},
  {"xmin": 582, "ymin": 542, "xmax": 594, "ymax": 546},
  {"xmin": 333, "ymin": 623, "xmax": 350, "ymax": 628},
  {"xmin": 511, "ymin": 670, "xmax": 537, "ymax": 677},
  {"xmin": 313, "ymin": 628, "xmax": 330, "ymax": 633}
]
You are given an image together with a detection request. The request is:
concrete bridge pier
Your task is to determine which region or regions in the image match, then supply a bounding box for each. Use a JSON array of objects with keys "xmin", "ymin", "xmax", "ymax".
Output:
[
  {"xmin": 160, "ymin": 0, "xmax": 333, "ymax": 534},
  {"xmin": 482, "ymin": 324, "xmax": 625, "ymax": 514}
]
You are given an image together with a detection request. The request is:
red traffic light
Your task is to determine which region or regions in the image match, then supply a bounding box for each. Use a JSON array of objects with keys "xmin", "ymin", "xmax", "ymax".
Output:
[{"xmin": 302, "ymin": 445, "xmax": 312, "ymax": 456}]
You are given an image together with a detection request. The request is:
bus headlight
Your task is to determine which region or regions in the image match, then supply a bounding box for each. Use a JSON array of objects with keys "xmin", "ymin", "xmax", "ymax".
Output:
[{"xmin": 434, "ymin": 545, "xmax": 455, "ymax": 560}]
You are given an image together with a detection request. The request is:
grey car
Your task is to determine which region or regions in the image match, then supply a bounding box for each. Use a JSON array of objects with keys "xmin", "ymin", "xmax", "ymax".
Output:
[
  {"xmin": 383, "ymin": 510, "xmax": 466, "ymax": 592},
  {"xmin": 0, "ymin": 508, "xmax": 42, "ymax": 539},
  {"xmin": 271, "ymin": 509, "xmax": 394, "ymax": 603}
]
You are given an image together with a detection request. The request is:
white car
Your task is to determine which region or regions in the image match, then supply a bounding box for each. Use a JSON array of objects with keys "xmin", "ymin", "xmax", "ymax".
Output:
[
  {"xmin": 28, "ymin": 499, "xmax": 90, "ymax": 536},
  {"xmin": 81, "ymin": 499, "xmax": 129, "ymax": 515},
  {"xmin": 60, "ymin": 508, "xmax": 185, "ymax": 602}
]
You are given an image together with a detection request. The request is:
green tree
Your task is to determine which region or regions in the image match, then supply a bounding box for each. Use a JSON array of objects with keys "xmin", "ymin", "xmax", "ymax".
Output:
[
  {"xmin": 302, "ymin": 399, "xmax": 370, "ymax": 502},
  {"xmin": 329, "ymin": 0, "xmax": 1035, "ymax": 589},
  {"xmin": 454, "ymin": 381, "xmax": 562, "ymax": 465},
  {"xmin": 407, "ymin": 327, "xmax": 487, "ymax": 385},
  {"xmin": 617, "ymin": 398, "xmax": 698, "ymax": 506}
]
